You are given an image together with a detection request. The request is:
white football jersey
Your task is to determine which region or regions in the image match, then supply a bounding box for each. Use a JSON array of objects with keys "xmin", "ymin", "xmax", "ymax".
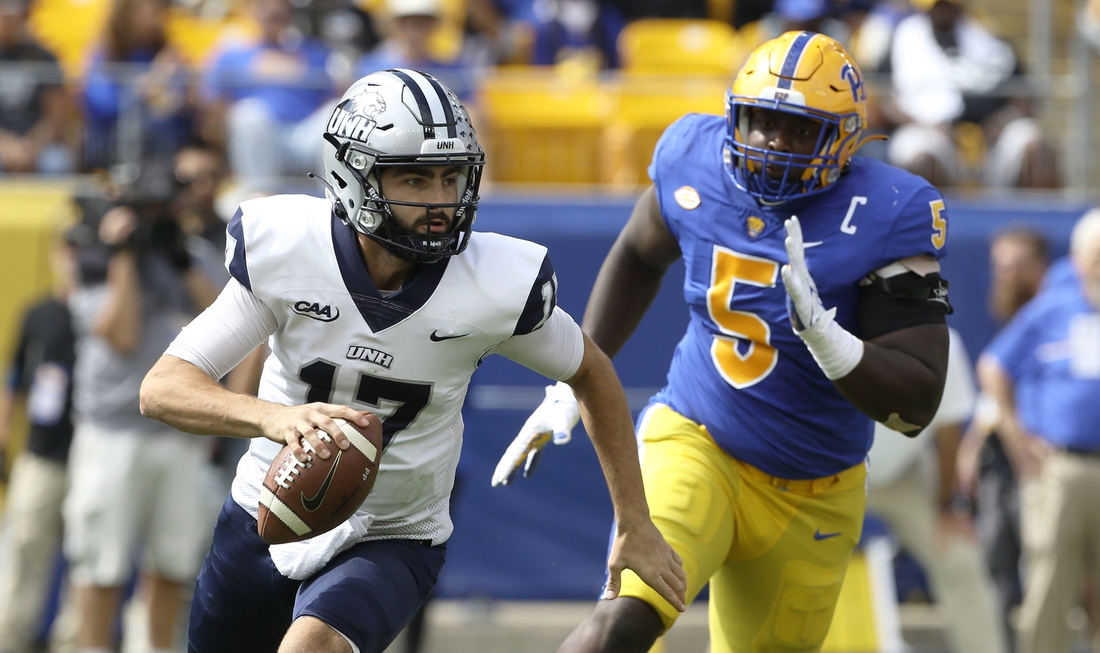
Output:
[{"xmin": 222, "ymin": 194, "xmax": 578, "ymax": 550}]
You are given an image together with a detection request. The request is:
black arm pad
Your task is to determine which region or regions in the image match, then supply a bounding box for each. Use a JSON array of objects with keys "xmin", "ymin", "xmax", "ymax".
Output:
[{"xmin": 858, "ymin": 271, "xmax": 952, "ymax": 340}]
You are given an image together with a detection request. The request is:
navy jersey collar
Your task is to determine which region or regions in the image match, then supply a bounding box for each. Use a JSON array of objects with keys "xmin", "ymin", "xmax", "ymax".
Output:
[{"xmin": 331, "ymin": 211, "xmax": 450, "ymax": 332}]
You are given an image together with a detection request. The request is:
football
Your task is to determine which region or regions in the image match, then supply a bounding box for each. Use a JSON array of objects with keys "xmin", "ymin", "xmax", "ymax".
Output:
[{"xmin": 257, "ymin": 415, "xmax": 383, "ymax": 545}]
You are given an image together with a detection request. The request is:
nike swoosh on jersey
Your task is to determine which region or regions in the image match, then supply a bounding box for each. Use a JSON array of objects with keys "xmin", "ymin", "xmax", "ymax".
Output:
[
  {"xmin": 301, "ymin": 450, "xmax": 342, "ymax": 512},
  {"xmin": 804, "ymin": 241, "xmax": 825, "ymax": 248},
  {"xmin": 430, "ymin": 330, "xmax": 470, "ymax": 342},
  {"xmin": 814, "ymin": 529, "xmax": 842, "ymax": 540}
]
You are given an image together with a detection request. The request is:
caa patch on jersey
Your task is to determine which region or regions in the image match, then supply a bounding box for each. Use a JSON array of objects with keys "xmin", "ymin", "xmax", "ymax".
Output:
[{"xmin": 257, "ymin": 416, "xmax": 383, "ymax": 545}]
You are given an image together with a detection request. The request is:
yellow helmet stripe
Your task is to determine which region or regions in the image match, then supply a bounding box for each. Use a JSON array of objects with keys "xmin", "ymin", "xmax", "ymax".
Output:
[{"xmin": 776, "ymin": 31, "xmax": 815, "ymax": 89}]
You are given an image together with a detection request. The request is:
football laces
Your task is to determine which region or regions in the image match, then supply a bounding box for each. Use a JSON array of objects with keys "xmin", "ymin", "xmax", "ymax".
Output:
[
  {"xmin": 273, "ymin": 431, "xmax": 332, "ymax": 489},
  {"xmin": 274, "ymin": 456, "xmax": 307, "ymax": 489}
]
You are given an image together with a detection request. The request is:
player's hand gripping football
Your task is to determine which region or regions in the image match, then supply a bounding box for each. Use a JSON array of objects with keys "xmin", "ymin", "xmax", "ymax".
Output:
[
  {"xmin": 491, "ymin": 382, "xmax": 579, "ymax": 486},
  {"xmin": 781, "ymin": 216, "xmax": 864, "ymax": 380},
  {"xmin": 259, "ymin": 402, "xmax": 371, "ymax": 463}
]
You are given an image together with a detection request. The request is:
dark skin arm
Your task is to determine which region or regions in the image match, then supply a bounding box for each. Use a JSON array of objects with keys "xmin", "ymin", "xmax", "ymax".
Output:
[{"xmin": 585, "ymin": 186, "xmax": 949, "ymax": 433}]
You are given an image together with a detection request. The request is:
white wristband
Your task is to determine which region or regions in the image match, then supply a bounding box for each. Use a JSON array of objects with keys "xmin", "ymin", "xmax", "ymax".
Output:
[{"xmin": 796, "ymin": 314, "xmax": 865, "ymax": 380}]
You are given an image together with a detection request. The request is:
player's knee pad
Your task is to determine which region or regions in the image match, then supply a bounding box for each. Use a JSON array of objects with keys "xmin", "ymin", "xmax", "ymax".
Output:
[{"xmin": 753, "ymin": 559, "xmax": 847, "ymax": 651}]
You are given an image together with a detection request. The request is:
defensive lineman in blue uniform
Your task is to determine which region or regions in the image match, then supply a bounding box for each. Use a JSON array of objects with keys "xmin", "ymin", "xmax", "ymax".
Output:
[{"xmin": 495, "ymin": 31, "xmax": 953, "ymax": 653}]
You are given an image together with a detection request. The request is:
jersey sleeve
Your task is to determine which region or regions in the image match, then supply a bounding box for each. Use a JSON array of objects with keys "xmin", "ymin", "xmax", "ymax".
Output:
[
  {"xmin": 493, "ymin": 306, "xmax": 585, "ymax": 381},
  {"xmin": 225, "ymin": 207, "xmax": 251, "ymax": 291},
  {"xmin": 881, "ymin": 182, "xmax": 950, "ymax": 263},
  {"xmin": 164, "ymin": 277, "xmax": 278, "ymax": 380},
  {"xmin": 647, "ymin": 114, "xmax": 706, "ymax": 240},
  {"xmin": 512, "ymin": 253, "xmax": 558, "ymax": 336},
  {"xmin": 6, "ymin": 312, "xmax": 31, "ymax": 392}
]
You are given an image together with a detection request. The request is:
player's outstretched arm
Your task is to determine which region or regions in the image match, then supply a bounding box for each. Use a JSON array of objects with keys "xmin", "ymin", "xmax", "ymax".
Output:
[
  {"xmin": 493, "ymin": 186, "xmax": 680, "ymax": 486},
  {"xmin": 565, "ymin": 333, "xmax": 687, "ymax": 612},
  {"xmin": 582, "ymin": 185, "xmax": 681, "ymax": 357},
  {"xmin": 141, "ymin": 355, "xmax": 364, "ymax": 463}
]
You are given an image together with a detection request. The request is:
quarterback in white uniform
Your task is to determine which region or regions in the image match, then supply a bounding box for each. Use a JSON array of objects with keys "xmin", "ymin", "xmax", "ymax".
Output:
[{"xmin": 139, "ymin": 69, "xmax": 685, "ymax": 653}]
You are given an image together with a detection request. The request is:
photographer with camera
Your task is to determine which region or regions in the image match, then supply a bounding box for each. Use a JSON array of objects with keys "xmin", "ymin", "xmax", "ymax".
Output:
[{"xmin": 64, "ymin": 169, "xmax": 225, "ymax": 653}]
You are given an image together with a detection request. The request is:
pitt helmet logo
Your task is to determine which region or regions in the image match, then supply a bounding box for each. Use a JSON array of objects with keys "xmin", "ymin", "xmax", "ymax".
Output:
[
  {"xmin": 747, "ymin": 216, "xmax": 765, "ymax": 238},
  {"xmin": 840, "ymin": 63, "xmax": 866, "ymax": 103},
  {"xmin": 293, "ymin": 301, "xmax": 340, "ymax": 322}
]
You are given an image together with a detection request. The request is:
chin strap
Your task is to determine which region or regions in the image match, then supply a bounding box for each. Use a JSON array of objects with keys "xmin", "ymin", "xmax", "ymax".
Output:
[
  {"xmin": 307, "ymin": 173, "xmax": 345, "ymax": 217},
  {"xmin": 851, "ymin": 133, "xmax": 889, "ymax": 156}
]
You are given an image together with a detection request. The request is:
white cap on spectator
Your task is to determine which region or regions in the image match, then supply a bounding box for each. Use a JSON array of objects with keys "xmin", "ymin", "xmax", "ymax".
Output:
[{"xmin": 388, "ymin": 0, "xmax": 440, "ymax": 18}]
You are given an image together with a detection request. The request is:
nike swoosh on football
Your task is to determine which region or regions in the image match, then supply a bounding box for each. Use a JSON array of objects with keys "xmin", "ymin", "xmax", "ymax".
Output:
[
  {"xmin": 301, "ymin": 450, "xmax": 342, "ymax": 512},
  {"xmin": 804, "ymin": 241, "xmax": 825, "ymax": 248},
  {"xmin": 814, "ymin": 529, "xmax": 842, "ymax": 540},
  {"xmin": 430, "ymin": 330, "xmax": 470, "ymax": 342}
]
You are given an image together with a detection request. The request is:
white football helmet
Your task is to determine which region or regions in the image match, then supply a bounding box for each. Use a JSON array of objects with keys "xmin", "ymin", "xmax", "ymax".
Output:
[{"xmin": 319, "ymin": 68, "xmax": 484, "ymax": 263}]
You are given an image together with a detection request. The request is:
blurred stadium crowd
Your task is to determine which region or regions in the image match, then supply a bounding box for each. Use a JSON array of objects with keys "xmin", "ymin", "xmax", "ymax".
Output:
[
  {"xmin": 0, "ymin": 0, "xmax": 1090, "ymax": 190},
  {"xmin": 0, "ymin": 0, "xmax": 1099, "ymax": 652}
]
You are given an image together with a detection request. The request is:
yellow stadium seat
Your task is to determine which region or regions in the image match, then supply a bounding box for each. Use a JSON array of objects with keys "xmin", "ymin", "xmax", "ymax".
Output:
[
  {"xmin": 601, "ymin": 74, "xmax": 729, "ymax": 188},
  {"xmin": 166, "ymin": 9, "xmax": 256, "ymax": 68},
  {"xmin": 618, "ymin": 19, "xmax": 739, "ymax": 76},
  {"xmin": 29, "ymin": 0, "xmax": 249, "ymax": 79},
  {"xmin": 478, "ymin": 66, "xmax": 611, "ymax": 185},
  {"xmin": 28, "ymin": 0, "xmax": 111, "ymax": 79}
]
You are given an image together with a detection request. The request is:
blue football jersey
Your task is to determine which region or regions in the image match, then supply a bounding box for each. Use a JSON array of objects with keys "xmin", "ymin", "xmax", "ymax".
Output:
[{"xmin": 648, "ymin": 114, "xmax": 948, "ymax": 479}]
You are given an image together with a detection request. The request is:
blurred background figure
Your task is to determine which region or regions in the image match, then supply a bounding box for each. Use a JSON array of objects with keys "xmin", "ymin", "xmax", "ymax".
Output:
[
  {"xmin": 0, "ymin": 0, "xmax": 71, "ymax": 175},
  {"xmin": 977, "ymin": 209, "xmax": 1100, "ymax": 653},
  {"xmin": 866, "ymin": 327, "xmax": 1007, "ymax": 653},
  {"xmin": 1083, "ymin": 0, "xmax": 1100, "ymax": 52},
  {"xmin": 81, "ymin": 0, "xmax": 194, "ymax": 175},
  {"xmin": 885, "ymin": 0, "xmax": 1060, "ymax": 189},
  {"xmin": 63, "ymin": 166, "xmax": 225, "ymax": 653},
  {"xmin": 355, "ymin": 0, "xmax": 475, "ymax": 101},
  {"xmin": 987, "ymin": 228, "xmax": 1052, "ymax": 326},
  {"xmin": 530, "ymin": 0, "xmax": 626, "ymax": 71},
  {"xmin": 738, "ymin": 0, "xmax": 851, "ymax": 51},
  {"xmin": 0, "ymin": 226, "xmax": 77, "ymax": 653},
  {"xmin": 602, "ymin": 0, "xmax": 708, "ymax": 20},
  {"xmin": 201, "ymin": 0, "xmax": 335, "ymax": 194},
  {"xmin": 172, "ymin": 140, "xmax": 229, "ymax": 252},
  {"xmin": 957, "ymin": 226, "xmax": 1049, "ymax": 650}
]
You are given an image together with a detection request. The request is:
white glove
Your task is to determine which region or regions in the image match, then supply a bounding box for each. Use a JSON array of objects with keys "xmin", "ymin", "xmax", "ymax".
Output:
[
  {"xmin": 491, "ymin": 381, "xmax": 579, "ymax": 487},
  {"xmin": 781, "ymin": 216, "xmax": 864, "ymax": 380}
]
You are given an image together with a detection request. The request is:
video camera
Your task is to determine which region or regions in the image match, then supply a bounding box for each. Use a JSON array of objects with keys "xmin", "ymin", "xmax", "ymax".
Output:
[{"xmin": 72, "ymin": 160, "xmax": 191, "ymax": 282}]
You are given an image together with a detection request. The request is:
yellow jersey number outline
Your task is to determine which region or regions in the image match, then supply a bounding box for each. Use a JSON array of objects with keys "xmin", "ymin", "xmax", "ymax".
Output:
[
  {"xmin": 930, "ymin": 199, "xmax": 947, "ymax": 250},
  {"xmin": 706, "ymin": 246, "xmax": 780, "ymax": 389}
]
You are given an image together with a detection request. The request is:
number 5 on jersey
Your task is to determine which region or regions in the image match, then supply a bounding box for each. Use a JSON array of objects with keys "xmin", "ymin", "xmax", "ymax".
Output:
[{"xmin": 707, "ymin": 246, "xmax": 780, "ymax": 389}]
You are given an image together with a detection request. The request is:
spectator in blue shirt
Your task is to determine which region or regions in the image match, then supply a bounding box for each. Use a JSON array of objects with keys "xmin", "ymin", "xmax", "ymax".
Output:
[
  {"xmin": 202, "ymin": 0, "xmax": 337, "ymax": 193},
  {"xmin": 81, "ymin": 0, "xmax": 193, "ymax": 172},
  {"xmin": 978, "ymin": 208, "xmax": 1100, "ymax": 653},
  {"xmin": 354, "ymin": 0, "xmax": 475, "ymax": 102},
  {"xmin": 531, "ymin": 0, "xmax": 625, "ymax": 70}
]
